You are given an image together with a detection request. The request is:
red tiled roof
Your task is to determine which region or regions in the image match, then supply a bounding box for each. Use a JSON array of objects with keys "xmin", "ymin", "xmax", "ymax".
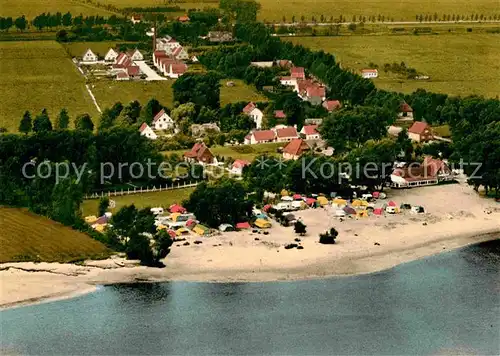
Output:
[
  {"xmin": 233, "ymin": 159, "xmax": 251, "ymax": 169},
  {"xmin": 139, "ymin": 123, "xmax": 149, "ymax": 132},
  {"xmin": 184, "ymin": 143, "xmax": 212, "ymax": 161},
  {"xmin": 252, "ymin": 130, "xmax": 275, "ymax": 141},
  {"xmin": 178, "ymin": 15, "xmax": 190, "ymax": 22},
  {"xmin": 306, "ymin": 85, "xmax": 326, "ymax": 98},
  {"xmin": 291, "ymin": 66, "xmax": 305, "ymax": 79},
  {"xmin": 400, "ymin": 102, "xmax": 413, "ymax": 112},
  {"xmin": 408, "ymin": 121, "xmax": 430, "ymax": 135},
  {"xmin": 154, "ymin": 50, "xmax": 168, "ymax": 58},
  {"xmin": 274, "ymin": 110, "xmax": 286, "ymax": 119},
  {"xmin": 423, "ymin": 156, "xmax": 451, "ymax": 177},
  {"xmin": 283, "ymin": 138, "xmax": 310, "ymax": 156},
  {"xmin": 127, "ymin": 65, "xmax": 140, "ymax": 76},
  {"xmin": 170, "ymin": 63, "xmax": 187, "ymax": 74},
  {"xmin": 243, "ymin": 102, "xmax": 257, "ymax": 114},
  {"xmin": 172, "ymin": 47, "xmax": 184, "ymax": 57},
  {"xmin": 361, "ymin": 69, "xmax": 378, "ymax": 73},
  {"xmin": 116, "ymin": 72, "xmax": 129, "ymax": 79},
  {"xmin": 280, "ymin": 76, "xmax": 293, "ymax": 81},
  {"xmin": 296, "ymin": 79, "xmax": 315, "ymax": 94},
  {"xmin": 152, "ymin": 109, "xmax": 166, "ymax": 124},
  {"xmin": 302, "ymin": 125, "xmax": 319, "ymax": 136},
  {"xmin": 276, "ymin": 126, "xmax": 298, "ymax": 138},
  {"xmin": 323, "ymin": 100, "xmax": 342, "ymax": 112}
]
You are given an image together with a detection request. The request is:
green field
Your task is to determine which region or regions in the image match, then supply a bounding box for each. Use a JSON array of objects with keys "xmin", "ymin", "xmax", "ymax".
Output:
[
  {"xmin": 256, "ymin": 0, "xmax": 500, "ymax": 22},
  {"xmin": 0, "ymin": 41, "xmax": 99, "ymax": 132},
  {"xmin": 81, "ymin": 187, "xmax": 195, "ymax": 217},
  {"xmin": 1, "ymin": 0, "xmax": 116, "ymax": 18},
  {"xmin": 220, "ymin": 79, "xmax": 267, "ymax": 106},
  {"xmin": 0, "ymin": 207, "xmax": 110, "ymax": 263},
  {"xmin": 98, "ymin": 0, "xmax": 218, "ymax": 9},
  {"xmin": 286, "ymin": 34, "xmax": 500, "ymax": 97}
]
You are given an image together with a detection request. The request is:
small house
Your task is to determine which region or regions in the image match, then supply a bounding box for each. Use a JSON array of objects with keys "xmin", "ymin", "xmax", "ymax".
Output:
[
  {"xmin": 156, "ymin": 36, "xmax": 181, "ymax": 53},
  {"xmin": 130, "ymin": 15, "xmax": 141, "ymax": 24},
  {"xmin": 178, "ymin": 15, "xmax": 190, "ymax": 22},
  {"xmin": 398, "ymin": 101, "xmax": 414, "ymax": 120},
  {"xmin": 290, "ymin": 67, "xmax": 306, "ymax": 80},
  {"xmin": 300, "ymin": 125, "xmax": 320, "ymax": 140},
  {"xmin": 361, "ymin": 69, "xmax": 378, "ymax": 79},
  {"xmin": 282, "ymin": 138, "xmax": 311, "ymax": 160},
  {"xmin": 304, "ymin": 85, "xmax": 326, "ymax": 105},
  {"xmin": 207, "ymin": 31, "xmax": 233, "ymax": 43},
  {"xmin": 242, "ymin": 102, "xmax": 264, "ymax": 129},
  {"xmin": 274, "ymin": 110, "xmax": 287, "ymax": 120},
  {"xmin": 104, "ymin": 48, "xmax": 119, "ymax": 62},
  {"xmin": 280, "ymin": 76, "xmax": 297, "ymax": 87},
  {"xmin": 322, "ymin": 100, "xmax": 342, "ymax": 112},
  {"xmin": 127, "ymin": 49, "xmax": 144, "ymax": 61},
  {"xmin": 167, "ymin": 63, "xmax": 188, "ymax": 79},
  {"xmin": 126, "ymin": 65, "xmax": 141, "ymax": 79},
  {"xmin": 231, "ymin": 159, "xmax": 251, "ymax": 175},
  {"xmin": 245, "ymin": 130, "xmax": 276, "ymax": 144},
  {"xmin": 275, "ymin": 126, "xmax": 298, "ymax": 142},
  {"xmin": 184, "ymin": 142, "xmax": 215, "ymax": 165},
  {"xmin": 139, "ymin": 123, "xmax": 157, "ymax": 140},
  {"xmin": 82, "ymin": 49, "xmax": 98, "ymax": 63},
  {"xmin": 152, "ymin": 109, "xmax": 174, "ymax": 131},
  {"xmin": 172, "ymin": 46, "xmax": 189, "ymax": 61},
  {"xmin": 408, "ymin": 121, "xmax": 433, "ymax": 142}
]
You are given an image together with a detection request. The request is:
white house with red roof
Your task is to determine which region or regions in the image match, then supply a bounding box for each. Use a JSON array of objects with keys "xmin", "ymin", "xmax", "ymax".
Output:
[
  {"xmin": 82, "ymin": 49, "xmax": 98, "ymax": 63},
  {"xmin": 274, "ymin": 110, "xmax": 287, "ymax": 120},
  {"xmin": 230, "ymin": 159, "xmax": 251, "ymax": 176},
  {"xmin": 139, "ymin": 123, "xmax": 157, "ymax": 140},
  {"xmin": 242, "ymin": 102, "xmax": 264, "ymax": 129},
  {"xmin": 391, "ymin": 156, "xmax": 453, "ymax": 188},
  {"xmin": 184, "ymin": 142, "xmax": 215, "ymax": 165},
  {"xmin": 290, "ymin": 67, "xmax": 306, "ymax": 80},
  {"xmin": 398, "ymin": 101, "xmax": 414, "ymax": 120},
  {"xmin": 167, "ymin": 62, "xmax": 188, "ymax": 79},
  {"xmin": 300, "ymin": 125, "xmax": 321, "ymax": 140},
  {"xmin": 152, "ymin": 109, "xmax": 174, "ymax": 131},
  {"xmin": 130, "ymin": 15, "xmax": 141, "ymax": 24},
  {"xmin": 172, "ymin": 46, "xmax": 189, "ymax": 60},
  {"xmin": 275, "ymin": 126, "xmax": 299, "ymax": 142},
  {"xmin": 127, "ymin": 49, "xmax": 144, "ymax": 61},
  {"xmin": 361, "ymin": 69, "xmax": 378, "ymax": 79},
  {"xmin": 153, "ymin": 50, "xmax": 169, "ymax": 67},
  {"xmin": 156, "ymin": 36, "xmax": 181, "ymax": 53},
  {"xmin": 322, "ymin": 100, "xmax": 342, "ymax": 112},
  {"xmin": 280, "ymin": 76, "xmax": 297, "ymax": 87},
  {"xmin": 408, "ymin": 121, "xmax": 433, "ymax": 142},
  {"xmin": 282, "ymin": 138, "xmax": 311, "ymax": 160},
  {"xmin": 244, "ymin": 130, "xmax": 276, "ymax": 144},
  {"xmin": 104, "ymin": 48, "xmax": 119, "ymax": 62}
]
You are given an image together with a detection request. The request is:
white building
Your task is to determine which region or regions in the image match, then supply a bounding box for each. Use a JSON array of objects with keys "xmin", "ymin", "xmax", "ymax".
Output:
[
  {"xmin": 156, "ymin": 36, "xmax": 181, "ymax": 53},
  {"xmin": 127, "ymin": 49, "xmax": 144, "ymax": 61},
  {"xmin": 82, "ymin": 49, "xmax": 98, "ymax": 63},
  {"xmin": 361, "ymin": 69, "xmax": 378, "ymax": 79},
  {"xmin": 242, "ymin": 102, "xmax": 264, "ymax": 129},
  {"xmin": 166, "ymin": 62, "xmax": 188, "ymax": 79},
  {"xmin": 152, "ymin": 109, "xmax": 174, "ymax": 130},
  {"xmin": 131, "ymin": 15, "xmax": 141, "ymax": 24},
  {"xmin": 300, "ymin": 125, "xmax": 321, "ymax": 140},
  {"xmin": 104, "ymin": 48, "xmax": 119, "ymax": 62},
  {"xmin": 172, "ymin": 46, "xmax": 189, "ymax": 60},
  {"xmin": 139, "ymin": 123, "xmax": 157, "ymax": 140}
]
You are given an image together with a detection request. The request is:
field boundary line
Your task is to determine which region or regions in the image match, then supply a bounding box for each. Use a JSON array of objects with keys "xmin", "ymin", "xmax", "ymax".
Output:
[{"xmin": 84, "ymin": 182, "xmax": 199, "ymax": 200}]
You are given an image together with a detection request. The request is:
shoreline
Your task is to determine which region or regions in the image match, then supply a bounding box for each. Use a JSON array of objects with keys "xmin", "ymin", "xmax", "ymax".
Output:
[{"xmin": 1, "ymin": 229, "xmax": 498, "ymax": 311}]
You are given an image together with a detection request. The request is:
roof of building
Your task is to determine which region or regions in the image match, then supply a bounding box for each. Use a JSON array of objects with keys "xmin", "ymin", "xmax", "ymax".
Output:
[
  {"xmin": 291, "ymin": 66, "xmax": 305, "ymax": 78},
  {"xmin": 276, "ymin": 126, "xmax": 298, "ymax": 138},
  {"xmin": 172, "ymin": 46, "xmax": 184, "ymax": 57},
  {"xmin": 178, "ymin": 15, "xmax": 190, "ymax": 22},
  {"xmin": 302, "ymin": 125, "xmax": 319, "ymax": 136},
  {"xmin": 233, "ymin": 159, "xmax": 251, "ymax": 168},
  {"xmin": 283, "ymin": 138, "xmax": 310, "ymax": 156},
  {"xmin": 408, "ymin": 121, "xmax": 430, "ymax": 135},
  {"xmin": 127, "ymin": 65, "xmax": 140, "ymax": 76},
  {"xmin": 154, "ymin": 50, "xmax": 168, "ymax": 58},
  {"xmin": 184, "ymin": 142, "xmax": 212, "ymax": 159},
  {"xmin": 361, "ymin": 69, "xmax": 378, "ymax": 73},
  {"xmin": 152, "ymin": 109, "xmax": 167, "ymax": 124},
  {"xmin": 252, "ymin": 130, "xmax": 276, "ymax": 141},
  {"xmin": 277, "ymin": 59, "xmax": 293, "ymax": 68},
  {"xmin": 139, "ymin": 123, "xmax": 149, "ymax": 132},
  {"xmin": 323, "ymin": 100, "xmax": 342, "ymax": 112},
  {"xmin": 274, "ymin": 110, "xmax": 287, "ymax": 119},
  {"xmin": 170, "ymin": 63, "xmax": 187, "ymax": 74},
  {"xmin": 400, "ymin": 102, "xmax": 413, "ymax": 112},
  {"xmin": 306, "ymin": 85, "xmax": 326, "ymax": 98},
  {"xmin": 243, "ymin": 102, "xmax": 257, "ymax": 114}
]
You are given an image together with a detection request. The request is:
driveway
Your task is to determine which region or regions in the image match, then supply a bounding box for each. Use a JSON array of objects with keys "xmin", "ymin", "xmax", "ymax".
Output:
[{"xmin": 135, "ymin": 61, "xmax": 166, "ymax": 81}]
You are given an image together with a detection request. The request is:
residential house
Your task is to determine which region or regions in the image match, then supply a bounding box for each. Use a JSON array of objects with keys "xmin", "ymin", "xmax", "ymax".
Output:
[
  {"xmin": 305, "ymin": 118, "xmax": 323, "ymax": 125},
  {"xmin": 361, "ymin": 69, "xmax": 378, "ymax": 79},
  {"xmin": 391, "ymin": 156, "xmax": 453, "ymax": 188},
  {"xmin": 82, "ymin": 49, "xmax": 98, "ymax": 63},
  {"xmin": 158, "ymin": 57, "xmax": 176, "ymax": 75},
  {"xmin": 127, "ymin": 49, "xmax": 144, "ymax": 61},
  {"xmin": 322, "ymin": 100, "xmax": 342, "ymax": 112},
  {"xmin": 408, "ymin": 121, "xmax": 433, "ymax": 142},
  {"xmin": 153, "ymin": 50, "xmax": 169, "ymax": 67},
  {"xmin": 398, "ymin": 101, "xmax": 414, "ymax": 120},
  {"xmin": 167, "ymin": 63, "xmax": 188, "ymax": 79},
  {"xmin": 156, "ymin": 37, "xmax": 181, "ymax": 53},
  {"xmin": 207, "ymin": 31, "xmax": 233, "ymax": 43},
  {"xmin": 172, "ymin": 46, "xmax": 189, "ymax": 61},
  {"xmin": 244, "ymin": 130, "xmax": 276, "ymax": 144},
  {"xmin": 178, "ymin": 15, "xmax": 190, "ymax": 22},
  {"xmin": 290, "ymin": 67, "xmax": 306, "ymax": 80},
  {"xmin": 152, "ymin": 109, "xmax": 174, "ymax": 130},
  {"xmin": 280, "ymin": 76, "xmax": 297, "ymax": 87},
  {"xmin": 243, "ymin": 102, "xmax": 264, "ymax": 129},
  {"xmin": 304, "ymin": 85, "xmax": 326, "ymax": 105},
  {"xmin": 184, "ymin": 142, "xmax": 215, "ymax": 165},
  {"xmin": 130, "ymin": 15, "xmax": 141, "ymax": 24},
  {"xmin": 300, "ymin": 125, "xmax": 321, "ymax": 140},
  {"xmin": 231, "ymin": 159, "xmax": 251, "ymax": 175},
  {"xmin": 104, "ymin": 48, "xmax": 119, "ymax": 62},
  {"xmin": 275, "ymin": 126, "xmax": 298, "ymax": 142},
  {"xmin": 282, "ymin": 138, "xmax": 311, "ymax": 160},
  {"xmin": 277, "ymin": 59, "xmax": 293, "ymax": 68},
  {"xmin": 274, "ymin": 110, "xmax": 287, "ymax": 120},
  {"xmin": 113, "ymin": 52, "xmax": 133, "ymax": 69},
  {"xmin": 139, "ymin": 123, "xmax": 157, "ymax": 140}
]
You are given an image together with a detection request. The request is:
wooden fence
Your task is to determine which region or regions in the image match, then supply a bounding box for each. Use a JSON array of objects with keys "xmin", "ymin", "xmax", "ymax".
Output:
[{"xmin": 84, "ymin": 181, "xmax": 199, "ymax": 200}]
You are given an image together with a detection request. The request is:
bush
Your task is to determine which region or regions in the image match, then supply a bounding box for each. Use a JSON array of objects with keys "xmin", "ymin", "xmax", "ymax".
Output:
[{"xmin": 319, "ymin": 228, "xmax": 338, "ymax": 244}]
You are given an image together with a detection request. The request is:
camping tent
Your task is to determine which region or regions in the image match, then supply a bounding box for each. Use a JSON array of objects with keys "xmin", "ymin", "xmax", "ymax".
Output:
[
  {"xmin": 388, "ymin": 201, "xmax": 397, "ymax": 207},
  {"xmin": 373, "ymin": 208, "xmax": 384, "ymax": 216},
  {"xmin": 85, "ymin": 215, "xmax": 98, "ymax": 224},
  {"xmin": 411, "ymin": 206, "xmax": 425, "ymax": 214},
  {"xmin": 186, "ymin": 219, "xmax": 197, "ymax": 228},
  {"xmin": 317, "ymin": 196, "xmax": 329, "ymax": 206},
  {"xmin": 293, "ymin": 194, "xmax": 302, "ymax": 200},
  {"xmin": 281, "ymin": 189, "xmax": 289, "ymax": 196},
  {"xmin": 167, "ymin": 230, "xmax": 177, "ymax": 238},
  {"xmin": 357, "ymin": 210, "xmax": 369, "ymax": 218},
  {"xmin": 306, "ymin": 198, "xmax": 317, "ymax": 206},
  {"xmin": 332, "ymin": 198, "xmax": 347, "ymax": 207},
  {"xmin": 255, "ymin": 213, "xmax": 269, "ymax": 220},
  {"xmin": 281, "ymin": 196, "xmax": 293, "ymax": 201},
  {"xmin": 372, "ymin": 192, "xmax": 380, "ymax": 199},
  {"xmin": 334, "ymin": 209, "xmax": 346, "ymax": 217},
  {"xmin": 170, "ymin": 204, "xmax": 186, "ymax": 214},
  {"xmin": 236, "ymin": 222, "xmax": 251, "ymax": 230},
  {"xmin": 219, "ymin": 224, "xmax": 234, "ymax": 232},
  {"xmin": 352, "ymin": 199, "xmax": 368, "ymax": 207},
  {"xmin": 254, "ymin": 219, "xmax": 272, "ymax": 229},
  {"xmin": 343, "ymin": 206, "xmax": 356, "ymax": 215},
  {"xmin": 193, "ymin": 224, "xmax": 210, "ymax": 236}
]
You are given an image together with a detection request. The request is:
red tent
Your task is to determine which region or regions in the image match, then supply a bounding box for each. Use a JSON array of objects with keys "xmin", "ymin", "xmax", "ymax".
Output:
[
  {"xmin": 293, "ymin": 194, "xmax": 302, "ymax": 200},
  {"xmin": 167, "ymin": 230, "xmax": 176, "ymax": 238},
  {"xmin": 388, "ymin": 201, "xmax": 397, "ymax": 207},
  {"xmin": 170, "ymin": 204, "xmax": 186, "ymax": 213},
  {"xmin": 343, "ymin": 206, "xmax": 356, "ymax": 215},
  {"xmin": 263, "ymin": 204, "xmax": 272, "ymax": 212},
  {"xmin": 236, "ymin": 222, "xmax": 251, "ymax": 229},
  {"xmin": 186, "ymin": 219, "xmax": 196, "ymax": 228},
  {"xmin": 306, "ymin": 198, "xmax": 316, "ymax": 205},
  {"xmin": 373, "ymin": 208, "xmax": 383, "ymax": 215},
  {"xmin": 372, "ymin": 192, "xmax": 380, "ymax": 198}
]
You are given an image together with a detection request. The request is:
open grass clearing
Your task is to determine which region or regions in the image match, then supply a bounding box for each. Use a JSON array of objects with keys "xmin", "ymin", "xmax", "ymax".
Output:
[
  {"xmin": 285, "ymin": 34, "xmax": 500, "ymax": 97},
  {"xmin": 0, "ymin": 41, "xmax": 99, "ymax": 132},
  {"xmin": 0, "ymin": 207, "xmax": 110, "ymax": 263},
  {"xmin": 220, "ymin": 79, "xmax": 267, "ymax": 106},
  {"xmin": 81, "ymin": 187, "xmax": 195, "ymax": 216},
  {"xmin": 1, "ymin": 0, "xmax": 116, "ymax": 18}
]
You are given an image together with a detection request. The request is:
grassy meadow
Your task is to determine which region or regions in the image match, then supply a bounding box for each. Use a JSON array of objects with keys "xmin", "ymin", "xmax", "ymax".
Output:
[
  {"xmin": 286, "ymin": 34, "xmax": 500, "ymax": 97},
  {"xmin": 81, "ymin": 187, "xmax": 195, "ymax": 217},
  {"xmin": 0, "ymin": 41, "xmax": 99, "ymax": 132},
  {"xmin": 1, "ymin": 0, "xmax": 116, "ymax": 18},
  {"xmin": 0, "ymin": 207, "xmax": 110, "ymax": 263},
  {"xmin": 97, "ymin": 0, "xmax": 218, "ymax": 10},
  {"xmin": 220, "ymin": 79, "xmax": 267, "ymax": 106}
]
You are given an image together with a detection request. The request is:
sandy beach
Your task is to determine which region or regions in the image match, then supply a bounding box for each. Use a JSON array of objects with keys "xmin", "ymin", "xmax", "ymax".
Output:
[{"xmin": 1, "ymin": 183, "xmax": 499, "ymax": 310}]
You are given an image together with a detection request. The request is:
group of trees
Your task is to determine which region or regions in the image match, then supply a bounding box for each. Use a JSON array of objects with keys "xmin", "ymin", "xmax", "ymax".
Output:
[
  {"xmin": 18, "ymin": 109, "xmax": 94, "ymax": 134},
  {"xmin": 416, "ymin": 13, "xmax": 499, "ymax": 22},
  {"xmin": 173, "ymin": 72, "xmax": 222, "ymax": 110},
  {"xmin": 381, "ymin": 62, "xmax": 419, "ymax": 79}
]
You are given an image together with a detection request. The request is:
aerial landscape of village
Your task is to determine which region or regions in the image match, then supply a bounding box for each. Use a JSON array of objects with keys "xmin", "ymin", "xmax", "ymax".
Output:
[{"xmin": 0, "ymin": 0, "xmax": 499, "ymax": 354}]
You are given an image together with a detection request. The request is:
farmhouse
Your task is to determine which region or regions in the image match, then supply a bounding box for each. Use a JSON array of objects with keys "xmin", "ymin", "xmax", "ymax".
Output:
[
  {"xmin": 152, "ymin": 109, "xmax": 174, "ymax": 130},
  {"xmin": 207, "ymin": 31, "xmax": 233, "ymax": 43},
  {"xmin": 244, "ymin": 130, "xmax": 276, "ymax": 144},
  {"xmin": 361, "ymin": 69, "xmax": 378, "ymax": 79},
  {"xmin": 242, "ymin": 102, "xmax": 264, "ymax": 129},
  {"xmin": 300, "ymin": 125, "xmax": 321, "ymax": 140},
  {"xmin": 408, "ymin": 121, "xmax": 433, "ymax": 142},
  {"xmin": 304, "ymin": 85, "xmax": 326, "ymax": 105},
  {"xmin": 184, "ymin": 143, "xmax": 215, "ymax": 165},
  {"xmin": 398, "ymin": 101, "xmax": 414, "ymax": 120},
  {"xmin": 104, "ymin": 48, "xmax": 119, "ymax": 62},
  {"xmin": 127, "ymin": 49, "xmax": 144, "ymax": 61},
  {"xmin": 82, "ymin": 49, "xmax": 98, "ymax": 63},
  {"xmin": 231, "ymin": 159, "xmax": 251, "ymax": 175},
  {"xmin": 139, "ymin": 123, "xmax": 157, "ymax": 140},
  {"xmin": 322, "ymin": 100, "xmax": 342, "ymax": 112},
  {"xmin": 290, "ymin": 67, "xmax": 306, "ymax": 80},
  {"xmin": 275, "ymin": 126, "xmax": 299, "ymax": 142},
  {"xmin": 282, "ymin": 138, "xmax": 311, "ymax": 160}
]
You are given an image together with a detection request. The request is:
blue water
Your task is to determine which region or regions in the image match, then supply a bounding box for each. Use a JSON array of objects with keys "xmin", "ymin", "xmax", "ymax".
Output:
[{"xmin": 1, "ymin": 240, "xmax": 499, "ymax": 355}]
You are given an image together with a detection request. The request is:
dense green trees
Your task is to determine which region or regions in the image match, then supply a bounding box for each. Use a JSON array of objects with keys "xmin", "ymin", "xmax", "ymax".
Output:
[
  {"xmin": 55, "ymin": 108, "xmax": 70, "ymax": 130},
  {"xmin": 75, "ymin": 114, "xmax": 94, "ymax": 131},
  {"xmin": 32, "ymin": 109, "xmax": 52, "ymax": 133},
  {"xmin": 19, "ymin": 111, "xmax": 32, "ymax": 134},
  {"xmin": 173, "ymin": 72, "xmax": 222, "ymax": 110}
]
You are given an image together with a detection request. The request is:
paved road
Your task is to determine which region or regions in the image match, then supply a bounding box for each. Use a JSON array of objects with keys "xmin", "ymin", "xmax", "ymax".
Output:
[{"xmin": 135, "ymin": 61, "xmax": 166, "ymax": 81}]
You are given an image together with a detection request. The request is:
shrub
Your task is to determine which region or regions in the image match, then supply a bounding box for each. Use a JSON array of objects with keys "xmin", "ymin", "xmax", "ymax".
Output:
[{"xmin": 319, "ymin": 228, "xmax": 338, "ymax": 244}]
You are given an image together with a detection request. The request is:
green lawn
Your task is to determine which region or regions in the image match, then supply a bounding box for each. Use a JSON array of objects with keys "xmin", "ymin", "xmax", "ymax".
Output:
[
  {"xmin": 0, "ymin": 41, "xmax": 99, "ymax": 132},
  {"xmin": 2, "ymin": 0, "xmax": 116, "ymax": 18},
  {"xmin": 81, "ymin": 187, "xmax": 195, "ymax": 217},
  {"xmin": 220, "ymin": 79, "xmax": 267, "ymax": 106},
  {"xmin": 98, "ymin": 0, "xmax": 218, "ymax": 9},
  {"xmin": 285, "ymin": 34, "xmax": 500, "ymax": 98}
]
